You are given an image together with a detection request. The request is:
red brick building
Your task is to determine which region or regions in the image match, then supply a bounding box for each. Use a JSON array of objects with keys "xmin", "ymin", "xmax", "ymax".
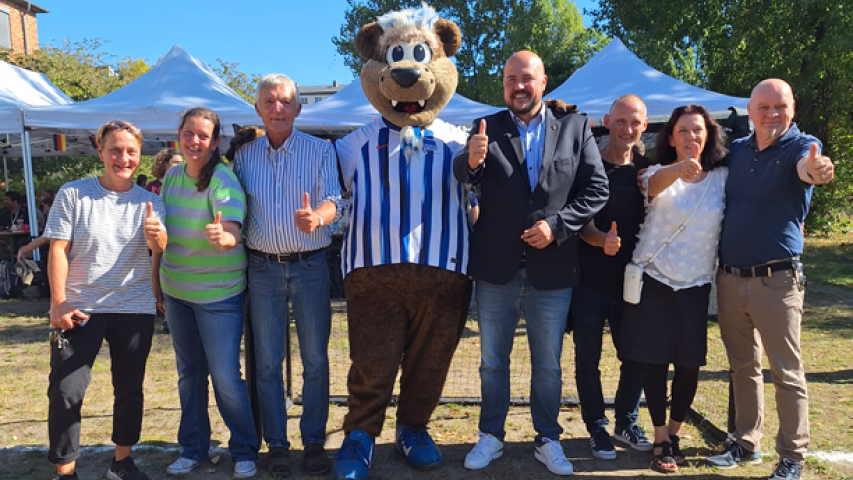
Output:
[{"xmin": 0, "ymin": 0, "xmax": 48, "ymax": 54}]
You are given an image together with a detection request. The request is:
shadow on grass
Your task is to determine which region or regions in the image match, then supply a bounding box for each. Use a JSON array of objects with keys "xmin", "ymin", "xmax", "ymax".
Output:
[
  {"xmin": 0, "ymin": 321, "xmax": 47, "ymax": 345},
  {"xmin": 698, "ymin": 368, "xmax": 853, "ymax": 385}
]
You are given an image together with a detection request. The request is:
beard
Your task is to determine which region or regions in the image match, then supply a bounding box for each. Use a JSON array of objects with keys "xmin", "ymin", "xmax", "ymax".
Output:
[{"xmin": 506, "ymin": 92, "xmax": 540, "ymax": 117}]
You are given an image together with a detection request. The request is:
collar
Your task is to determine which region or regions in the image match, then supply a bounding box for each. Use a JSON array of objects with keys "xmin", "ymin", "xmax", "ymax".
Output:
[
  {"xmin": 749, "ymin": 123, "xmax": 801, "ymax": 150},
  {"xmin": 264, "ymin": 130, "xmax": 299, "ymax": 155},
  {"xmin": 509, "ymin": 101, "xmax": 546, "ymax": 129}
]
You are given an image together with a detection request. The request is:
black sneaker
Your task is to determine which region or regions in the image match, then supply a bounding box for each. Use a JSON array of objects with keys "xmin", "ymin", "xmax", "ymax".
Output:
[
  {"xmin": 706, "ymin": 436, "xmax": 761, "ymax": 469},
  {"xmin": 106, "ymin": 456, "xmax": 150, "ymax": 480},
  {"xmin": 590, "ymin": 428, "xmax": 616, "ymax": 460},
  {"xmin": 51, "ymin": 474, "xmax": 78, "ymax": 480},
  {"xmin": 613, "ymin": 424, "xmax": 653, "ymax": 452},
  {"xmin": 768, "ymin": 458, "xmax": 803, "ymax": 480}
]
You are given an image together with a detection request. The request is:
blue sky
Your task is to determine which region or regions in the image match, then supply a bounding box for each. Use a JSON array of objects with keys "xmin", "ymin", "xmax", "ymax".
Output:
[{"xmin": 38, "ymin": 0, "xmax": 598, "ymax": 88}]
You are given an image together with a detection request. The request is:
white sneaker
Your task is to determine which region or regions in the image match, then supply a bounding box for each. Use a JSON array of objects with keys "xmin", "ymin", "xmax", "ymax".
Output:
[
  {"xmin": 233, "ymin": 460, "xmax": 257, "ymax": 479},
  {"xmin": 166, "ymin": 457, "xmax": 199, "ymax": 476},
  {"xmin": 534, "ymin": 438, "xmax": 574, "ymax": 475},
  {"xmin": 464, "ymin": 432, "xmax": 504, "ymax": 470}
]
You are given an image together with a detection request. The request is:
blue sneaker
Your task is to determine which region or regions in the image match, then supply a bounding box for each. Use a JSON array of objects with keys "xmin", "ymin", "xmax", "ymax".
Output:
[
  {"xmin": 706, "ymin": 436, "xmax": 761, "ymax": 469},
  {"xmin": 395, "ymin": 425, "xmax": 443, "ymax": 470},
  {"xmin": 333, "ymin": 430, "xmax": 374, "ymax": 480}
]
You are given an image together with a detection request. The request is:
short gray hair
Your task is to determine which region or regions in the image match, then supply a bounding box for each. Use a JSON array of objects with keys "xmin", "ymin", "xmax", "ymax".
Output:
[{"xmin": 255, "ymin": 74, "xmax": 301, "ymax": 105}]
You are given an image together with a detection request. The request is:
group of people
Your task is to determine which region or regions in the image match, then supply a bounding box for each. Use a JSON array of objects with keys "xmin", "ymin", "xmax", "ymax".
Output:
[{"xmin": 43, "ymin": 49, "xmax": 833, "ymax": 480}]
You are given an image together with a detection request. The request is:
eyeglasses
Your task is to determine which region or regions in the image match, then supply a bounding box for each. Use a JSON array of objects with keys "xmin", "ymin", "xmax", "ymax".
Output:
[{"xmin": 97, "ymin": 120, "xmax": 142, "ymax": 147}]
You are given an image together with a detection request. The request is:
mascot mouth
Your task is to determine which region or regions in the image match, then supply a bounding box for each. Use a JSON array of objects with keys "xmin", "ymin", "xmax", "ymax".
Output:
[{"xmin": 391, "ymin": 100, "xmax": 426, "ymax": 114}]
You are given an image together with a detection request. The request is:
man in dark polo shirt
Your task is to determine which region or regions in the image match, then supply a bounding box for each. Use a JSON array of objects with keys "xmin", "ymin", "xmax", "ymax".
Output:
[
  {"xmin": 571, "ymin": 94, "xmax": 653, "ymax": 460},
  {"xmin": 707, "ymin": 79, "xmax": 834, "ymax": 480}
]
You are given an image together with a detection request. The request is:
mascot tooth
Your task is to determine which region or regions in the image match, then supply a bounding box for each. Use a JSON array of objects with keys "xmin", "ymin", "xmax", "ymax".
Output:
[{"xmin": 331, "ymin": 4, "xmax": 473, "ymax": 479}]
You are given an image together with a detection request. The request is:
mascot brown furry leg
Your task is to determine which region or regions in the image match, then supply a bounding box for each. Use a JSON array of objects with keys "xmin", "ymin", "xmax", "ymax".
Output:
[{"xmin": 332, "ymin": 4, "xmax": 472, "ymax": 480}]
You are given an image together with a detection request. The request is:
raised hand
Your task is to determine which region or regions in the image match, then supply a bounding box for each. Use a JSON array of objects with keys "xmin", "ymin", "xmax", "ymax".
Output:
[
  {"xmin": 679, "ymin": 154, "xmax": 702, "ymax": 181},
  {"xmin": 144, "ymin": 202, "xmax": 165, "ymax": 244},
  {"xmin": 804, "ymin": 143, "xmax": 834, "ymax": 184},
  {"xmin": 295, "ymin": 192, "xmax": 320, "ymax": 234},
  {"xmin": 468, "ymin": 119, "xmax": 488, "ymax": 170},
  {"xmin": 602, "ymin": 221, "xmax": 621, "ymax": 256},
  {"xmin": 205, "ymin": 211, "xmax": 227, "ymax": 248}
]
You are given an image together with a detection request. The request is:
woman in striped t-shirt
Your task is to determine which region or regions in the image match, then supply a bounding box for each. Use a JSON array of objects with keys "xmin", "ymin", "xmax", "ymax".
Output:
[{"xmin": 151, "ymin": 107, "xmax": 258, "ymax": 479}]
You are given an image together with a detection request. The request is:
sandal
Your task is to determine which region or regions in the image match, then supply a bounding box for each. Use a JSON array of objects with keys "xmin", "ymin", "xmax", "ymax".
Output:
[
  {"xmin": 303, "ymin": 443, "xmax": 331, "ymax": 476},
  {"xmin": 267, "ymin": 446, "xmax": 291, "ymax": 478},
  {"xmin": 651, "ymin": 442, "xmax": 678, "ymax": 473},
  {"xmin": 670, "ymin": 435, "xmax": 687, "ymax": 465}
]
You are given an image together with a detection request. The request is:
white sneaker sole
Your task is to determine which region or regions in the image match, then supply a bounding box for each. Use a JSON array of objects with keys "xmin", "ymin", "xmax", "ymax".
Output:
[
  {"xmin": 166, "ymin": 461, "xmax": 199, "ymax": 476},
  {"xmin": 592, "ymin": 449, "xmax": 617, "ymax": 460},
  {"xmin": 464, "ymin": 449, "xmax": 503, "ymax": 470},
  {"xmin": 613, "ymin": 433, "xmax": 654, "ymax": 452},
  {"xmin": 233, "ymin": 466, "xmax": 257, "ymax": 479},
  {"xmin": 534, "ymin": 451, "xmax": 574, "ymax": 476}
]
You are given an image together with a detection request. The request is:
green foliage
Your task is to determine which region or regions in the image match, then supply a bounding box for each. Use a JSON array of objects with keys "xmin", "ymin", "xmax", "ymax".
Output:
[
  {"xmin": 0, "ymin": 38, "xmax": 150, "ymax": 101},
  {"xmin": 211, "ymin": 59, "xmax": 261, "ymax": 104},
  {"xmin": 333, "ymin": 0, "xmax": 606, "ymax": 106},
  {"xmin": 591, "ymin": 0, "xmax": 853, "ymax": 233}
]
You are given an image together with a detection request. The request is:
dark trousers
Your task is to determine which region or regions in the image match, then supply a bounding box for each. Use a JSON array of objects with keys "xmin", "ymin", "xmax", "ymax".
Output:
[
  {"xmin": 571, "ymin": 285, "xmax": 644, "ymax": 433},
  {"xmin": 48, "ymin": 313, "xmax": 154, "ymax": 464},
  {"xmin": 642, "ymin": 363, "xmax": 699, "ymax": 427},
  {"xmin": 342, "ymin": 264, "xmax": 472, "ymax": 437}
]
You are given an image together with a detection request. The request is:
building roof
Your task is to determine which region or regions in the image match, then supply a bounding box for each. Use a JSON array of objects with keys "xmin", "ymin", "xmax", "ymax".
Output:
[{"xmin": 4, "ymin": 1, "xmax": 49, "ymax": 14}]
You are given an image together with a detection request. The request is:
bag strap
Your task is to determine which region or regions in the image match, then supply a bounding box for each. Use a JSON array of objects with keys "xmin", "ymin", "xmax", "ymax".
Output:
[{"xmin": 641, "ymin": 173, "xmax": 714, "ymax": 268}]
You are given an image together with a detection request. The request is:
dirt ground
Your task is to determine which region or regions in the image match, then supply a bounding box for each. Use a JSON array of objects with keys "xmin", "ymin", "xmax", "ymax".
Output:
[{"xmin": 1, "ymin": 297, "xmax": 851, "ymax": 480}]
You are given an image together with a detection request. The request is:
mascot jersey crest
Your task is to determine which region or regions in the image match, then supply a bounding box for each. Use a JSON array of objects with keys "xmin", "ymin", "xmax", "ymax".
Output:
[{"xmin": 331, "ymin": 4, "xmax": 475, "ymax": 480}]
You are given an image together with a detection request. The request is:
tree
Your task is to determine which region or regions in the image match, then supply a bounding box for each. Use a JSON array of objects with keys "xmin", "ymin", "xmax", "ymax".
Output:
[
  {"xmin": 591, "ymin": 0, "xmax": 853, "ymax": 232},
  {"xmin": 333, "ymin": 0, "xmax": 607, "ymax": 106},
  {"xmin": 212, "ymin": 59, "xmax": 261, "ymax": 104}
]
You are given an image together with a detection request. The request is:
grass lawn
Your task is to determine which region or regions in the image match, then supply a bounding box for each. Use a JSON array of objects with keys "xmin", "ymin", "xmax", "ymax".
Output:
[{"xmin": 1, "ymin": 237, "xmax": 851, "ymax": 479}]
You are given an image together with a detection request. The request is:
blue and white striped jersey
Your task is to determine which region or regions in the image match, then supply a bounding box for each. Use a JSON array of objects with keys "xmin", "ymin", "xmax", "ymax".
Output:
[{"xmin": 336, "ymin": 118, "xmax": 471, "ymax": 277}]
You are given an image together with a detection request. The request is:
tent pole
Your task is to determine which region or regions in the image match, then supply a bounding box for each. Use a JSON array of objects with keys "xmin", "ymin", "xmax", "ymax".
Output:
[{"xmin": 21, "ymin": 122, "xmax": 40, "ymax": 262}]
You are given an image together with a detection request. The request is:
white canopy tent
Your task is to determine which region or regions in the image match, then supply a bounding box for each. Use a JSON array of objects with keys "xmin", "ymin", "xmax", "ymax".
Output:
[
  {"xmin": 0, "ymin": 61, "xmax": 75, "ymax": 251},
  {"xmin": 23, "ymin": 45, "xmax": 259, "ymax": 140},
  {"xmin": 295, "ymin": 77, "xmax": 501, "ymax": 137},
  {"xmin": 549, "ymin": 38, "xmax": 748, "ymax": 120}
]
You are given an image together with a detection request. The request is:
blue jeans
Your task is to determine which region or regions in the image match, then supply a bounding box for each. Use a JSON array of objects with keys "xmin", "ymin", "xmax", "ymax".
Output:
[
  {"xmin": 248, "ymin": 251, "xmax": 331, "ymax": 447},
  {"xmin": 165, "ymin": 291, "xmax": 258, "ymax": 463},
  {"xmin": 571, "ymin": 285, "xmax": 644, "ymax": 434},
  {"xmin": 476, "ymin": 267, "xmax": 571, "ymax": 442}
]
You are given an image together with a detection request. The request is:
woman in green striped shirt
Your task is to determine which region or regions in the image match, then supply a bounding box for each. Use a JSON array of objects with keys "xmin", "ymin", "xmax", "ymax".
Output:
[{"xmin": 152, "ymin": 107, "xmax": 258, "ymax": 479}]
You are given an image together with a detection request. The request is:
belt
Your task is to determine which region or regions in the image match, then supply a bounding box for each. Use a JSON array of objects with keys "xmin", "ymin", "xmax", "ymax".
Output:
[
  {"xmin": 721, "ymin": 258, "xmax": 796, "ymax": 278},
  {"xmin": 247, "ymin": 248, "xmax": 323, "ymax": 263}
]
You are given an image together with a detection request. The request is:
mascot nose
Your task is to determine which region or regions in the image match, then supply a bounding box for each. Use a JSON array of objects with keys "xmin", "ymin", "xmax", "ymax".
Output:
[{"xmin": 391, "ymin": 68, "xmax": 422, "ymax": 88}]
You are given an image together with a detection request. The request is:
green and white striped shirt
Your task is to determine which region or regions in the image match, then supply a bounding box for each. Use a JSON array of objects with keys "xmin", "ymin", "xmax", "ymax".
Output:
[{"xmin": 159, "ymin": 163, "xmax": 247, "ymax": 303}]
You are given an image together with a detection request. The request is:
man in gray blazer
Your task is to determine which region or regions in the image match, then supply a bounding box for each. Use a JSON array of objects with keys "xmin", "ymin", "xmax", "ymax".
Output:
[{"xmin": 453, "ymin": 50, "xmax": 608, "ymax": 475}]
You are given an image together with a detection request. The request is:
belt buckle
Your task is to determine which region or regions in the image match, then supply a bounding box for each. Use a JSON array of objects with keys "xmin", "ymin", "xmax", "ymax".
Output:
[
  {"xmin": 729, "ymin": 266, "xmax": 742, "ymax": 278},
  {"xmin": 274, "ymin": 253, "xmax": 288, "ymax": 263}
]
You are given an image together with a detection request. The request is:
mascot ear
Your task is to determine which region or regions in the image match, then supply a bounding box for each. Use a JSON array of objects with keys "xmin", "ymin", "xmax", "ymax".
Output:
[
  {"xmin": 434, "ymin": 19, "xmax": 461, "ymax": 57},
  {"xmin": 356, "ymin": 23, "xmax": 384, "ymax": 60},
  {"xmin": 545, "ymin": 99, "xmax": 579, "ymax": 118}
]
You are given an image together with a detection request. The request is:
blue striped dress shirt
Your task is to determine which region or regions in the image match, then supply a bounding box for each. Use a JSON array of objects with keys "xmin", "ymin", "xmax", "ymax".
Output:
[
  {"xmin": 510, "ymin": 103, "xmax": 546, "ymax": 191},
  {"xmin": 336, "ymin": 118, "xmax": 471, "ymax": 277},
  {"xmin": 233, "ymin": 130, "xmax": 342, "ymax": 254}
]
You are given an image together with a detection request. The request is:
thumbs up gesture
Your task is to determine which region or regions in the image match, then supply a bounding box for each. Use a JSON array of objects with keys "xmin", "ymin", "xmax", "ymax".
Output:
[
  {"xmin": 143, "ymin": 202, "xmax": 166, "ymax": 249},
  {"xmin": 205, "ymin": 210, "xmax": 228, "ymax": 248},
  {"xmin": 602, "ymin": 221, "xmax": 621, "ymax": 256},
  {"xmin": 679, "ymin": 152, "xmax": 702, "ymax": 181},
  {"xmin": 295, "ymin": 192, "xmax": 321, "ymax": 234},
  {"xmin": 467, "ymin": 119, "xmax": 489, "ymax": 170},
  {"xmin": 803, "ymin": 143, "xmax": 834, "ymax": 184}
]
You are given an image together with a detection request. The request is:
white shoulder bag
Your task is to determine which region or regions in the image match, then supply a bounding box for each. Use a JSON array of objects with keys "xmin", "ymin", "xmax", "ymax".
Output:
[{"xmin": 623, "ymin": 175, "xmax": 713, "ymax": 304}]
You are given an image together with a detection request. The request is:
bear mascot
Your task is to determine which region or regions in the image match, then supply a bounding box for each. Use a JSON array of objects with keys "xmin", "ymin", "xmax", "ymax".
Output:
[{"xmin": 331, "ymin": 4, "xmax": 473, "ymax": 479}]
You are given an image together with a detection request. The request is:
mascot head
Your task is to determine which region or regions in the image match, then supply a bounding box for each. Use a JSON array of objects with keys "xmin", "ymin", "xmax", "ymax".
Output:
[{"xmin": 356, "ymin": 3, "xmax": 461, "ymax": 128}]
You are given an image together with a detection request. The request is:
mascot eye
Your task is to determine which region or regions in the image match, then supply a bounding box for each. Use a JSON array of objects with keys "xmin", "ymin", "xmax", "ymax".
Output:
[
  {"xmin": 413, "ymin": 44, "xmax": 431, "ymax": 63},
  {"xmin": 388, "ymin": 45, "xmax": 405, "ymax": 63}
]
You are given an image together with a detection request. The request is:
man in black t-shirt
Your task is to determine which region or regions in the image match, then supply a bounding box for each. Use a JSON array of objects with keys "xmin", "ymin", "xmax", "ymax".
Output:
[{"xmin": 571, "ymin": 94, "xmax": 653, "ymax": 460}]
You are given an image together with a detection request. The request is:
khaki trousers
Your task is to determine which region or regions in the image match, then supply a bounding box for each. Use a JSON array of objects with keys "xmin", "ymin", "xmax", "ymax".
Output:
[{"xmin": 716, "ymin": 268, "xmax": 809, "ymax": 461}]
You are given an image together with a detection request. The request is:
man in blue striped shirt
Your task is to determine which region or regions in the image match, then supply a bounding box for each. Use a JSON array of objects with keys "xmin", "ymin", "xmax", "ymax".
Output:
[{"xmin": 233, "ymin": 74, "xmax": 341, "ymax": 478}]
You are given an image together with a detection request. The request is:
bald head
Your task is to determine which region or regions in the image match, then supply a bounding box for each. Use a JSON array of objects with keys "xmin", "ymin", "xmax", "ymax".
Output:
[
  {"xmin": 748, "ymin": 78, "xmax": 796, "ymax": 149},
  {"xmin": 609, "ymin": 94, "xmax": 647, "ymax": 116},
  {"xmin": 503, "ymin": 50, "xmax": 548, "ymax": 122}
]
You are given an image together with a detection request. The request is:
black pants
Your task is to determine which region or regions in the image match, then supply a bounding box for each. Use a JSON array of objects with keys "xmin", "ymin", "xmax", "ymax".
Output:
[
  {"xmin": 48, "ymin": 313, "xmax": 154, "ymax": 464},
  {"xmin": 642, "ymin": 362, "xmax": 699, "ymax": 427}
]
